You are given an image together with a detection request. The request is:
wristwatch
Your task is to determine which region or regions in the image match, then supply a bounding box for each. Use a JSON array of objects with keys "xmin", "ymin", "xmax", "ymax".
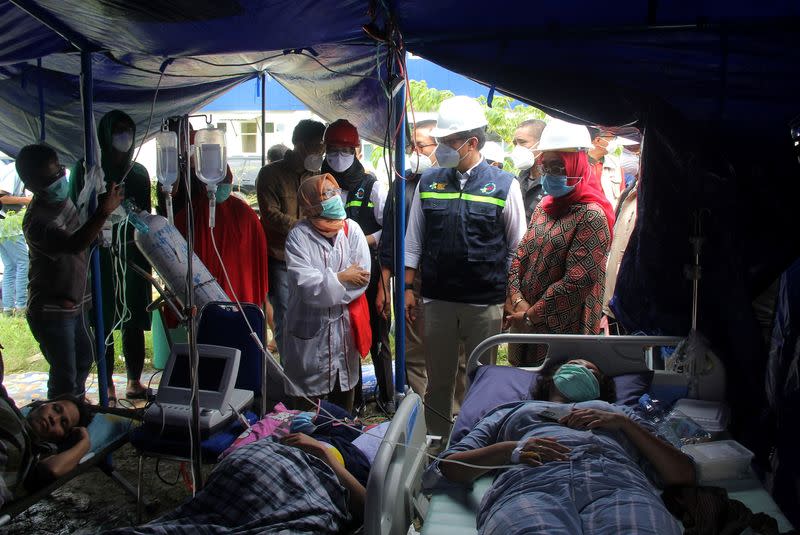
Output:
[{"xmin": 524, "ymin": 309, "xmax": 534, "ymax": 328}]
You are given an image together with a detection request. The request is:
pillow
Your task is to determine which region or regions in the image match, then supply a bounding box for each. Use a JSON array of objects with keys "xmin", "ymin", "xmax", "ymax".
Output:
[
  {"xmin": 450, "ymin": 365, "xmax": 537, "ymax": 444},
  {"xmin": 449, "ymin": 366, "xmax": 655, "ymax": 444},
  {"xmin": 613, "ymin": 370, "xmax": 655, "ymax": 407}
]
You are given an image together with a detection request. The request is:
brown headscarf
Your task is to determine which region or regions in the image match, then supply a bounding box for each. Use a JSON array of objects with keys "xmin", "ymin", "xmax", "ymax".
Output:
[{"xmin": 298, "ymin": 173, "xmax": 345, "ymax": 238}]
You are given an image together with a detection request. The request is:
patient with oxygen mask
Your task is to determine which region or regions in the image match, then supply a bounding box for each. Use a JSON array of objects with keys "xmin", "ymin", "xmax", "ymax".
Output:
[{"xmin": 427, "ymin": 358, "xmax": 696, "ymax": 535}]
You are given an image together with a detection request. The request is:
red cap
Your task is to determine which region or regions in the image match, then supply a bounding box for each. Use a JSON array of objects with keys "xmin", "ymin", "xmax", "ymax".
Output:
[{"xmin": 324, "ymin": 119, "xmax": 360, "ymax": 148}]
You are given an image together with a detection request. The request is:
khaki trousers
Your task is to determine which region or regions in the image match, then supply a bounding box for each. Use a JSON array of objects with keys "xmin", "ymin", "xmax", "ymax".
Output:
[
  {"xmin": 423, "ymin": 300, "xmax": 502, "ymax": 437},
  {"xmin": 404, "ymin": 271, "xmax": 427, "ymax": 397}
]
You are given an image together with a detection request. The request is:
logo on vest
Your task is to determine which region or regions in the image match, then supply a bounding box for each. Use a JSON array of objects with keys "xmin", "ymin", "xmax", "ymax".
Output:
[
  {"xmin": 355, "ymin": 187, "xmax": 365, "ymax": 200},
  {"xmin": 429, "ymin": 182, "xmax": 447, "ymax": 191},
  {"xmin": 480, "ymin": 182, "xmax": 496, "ymax": 194}
]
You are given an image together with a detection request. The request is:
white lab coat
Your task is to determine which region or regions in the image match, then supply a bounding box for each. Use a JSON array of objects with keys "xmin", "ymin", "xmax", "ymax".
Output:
[{"xmin": 281, "ymin": 218, "xmax": 371, "ymax": 397}]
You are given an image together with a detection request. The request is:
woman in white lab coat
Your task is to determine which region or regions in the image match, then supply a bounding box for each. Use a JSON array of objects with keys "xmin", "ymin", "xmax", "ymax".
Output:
[{"xmin": 281, "ymin": 173, "xmax": 371, "ymax": 412}]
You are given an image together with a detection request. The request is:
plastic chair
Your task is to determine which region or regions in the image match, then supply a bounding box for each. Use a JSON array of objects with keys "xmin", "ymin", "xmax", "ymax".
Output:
[{"xmin": 196, "ymin": 301, "xmax": 283, "ymax": 415}]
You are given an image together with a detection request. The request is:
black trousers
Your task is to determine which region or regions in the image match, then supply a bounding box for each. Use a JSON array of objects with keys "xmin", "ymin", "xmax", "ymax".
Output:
[{"xmin": 354, "ymin": 256, "xmax": 394, "ymax": 405}]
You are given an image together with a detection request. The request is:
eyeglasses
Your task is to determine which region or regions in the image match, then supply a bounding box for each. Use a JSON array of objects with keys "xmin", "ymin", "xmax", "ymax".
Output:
[
  {"xmin": 44, "ymin": 165, "xmax": 66, "ymax": 184},
  {"xmin": 321, "ymin": 187, "xmax": 342, "ymax": 200},
  {"xmin": 541, "ymin": 161, "xmax": 567, "ymax": 175},
  {"xmin": 415, "ymin": 142, "xmax": 436, "ymax": 150}
]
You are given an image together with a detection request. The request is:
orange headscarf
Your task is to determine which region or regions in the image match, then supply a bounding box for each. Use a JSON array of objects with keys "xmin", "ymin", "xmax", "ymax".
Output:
[{"xmin": 298, "ymin": 173, "xmax": 345, "ymax": 238}]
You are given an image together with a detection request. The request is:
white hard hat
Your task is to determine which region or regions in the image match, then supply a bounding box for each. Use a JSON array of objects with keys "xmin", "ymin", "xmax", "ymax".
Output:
[
  {"xmin": 537, "ymin": 118, "xmax": 594, "ymax": 152},
  {"xmin": 480, "ymin": 141, "xmax": 506, "ymax": 163},
  {"xmin": 429, "ymin": 95, "xmax": 487, "ymax": 138}
]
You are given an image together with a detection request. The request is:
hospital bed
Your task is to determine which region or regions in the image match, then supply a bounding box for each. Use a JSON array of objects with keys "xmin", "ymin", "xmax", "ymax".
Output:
[{"xmin": 366, "ymin": 334, "xmax": 794, "ymax": 535}]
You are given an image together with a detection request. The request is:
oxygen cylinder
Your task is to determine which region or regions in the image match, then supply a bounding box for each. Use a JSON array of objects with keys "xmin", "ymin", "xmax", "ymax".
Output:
[{"xmin": 133, "ymin": 212, "xmax": 228, "ymax": 308}]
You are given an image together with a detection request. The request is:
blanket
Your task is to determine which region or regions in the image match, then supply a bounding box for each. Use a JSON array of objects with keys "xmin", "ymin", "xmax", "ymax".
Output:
[{"xmin": 104, "ymin": 439, "xmax": 350, "ymax": 534}]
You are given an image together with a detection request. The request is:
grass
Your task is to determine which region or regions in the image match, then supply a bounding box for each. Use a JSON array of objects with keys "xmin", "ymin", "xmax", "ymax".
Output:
[
  {"xmin": 0, "ymin": 314, "xmax": 156, "ymax": 375},
  {"xmin": 0, "ymin": 311, "xmax": 508, "ymax": 376}
]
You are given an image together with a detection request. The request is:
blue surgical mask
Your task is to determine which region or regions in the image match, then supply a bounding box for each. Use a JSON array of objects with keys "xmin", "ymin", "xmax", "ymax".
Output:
[
  {"xmin": 553, "ymin": 363, "xmax": 600, "ymax": 402},
  {"xmin": 541, "ymin": 174, "xmax": 577, "ymax": 198},
  {"xmin": 215, "ymin": 183, "xmax": 232, "ymax": 203},
  {"xmin": 320, "ymin": 195, "xmax": 346, "ymax": 220},
  {"xmin": 43, "ymin": 176, "xmax": 69, "ymax": 203}
]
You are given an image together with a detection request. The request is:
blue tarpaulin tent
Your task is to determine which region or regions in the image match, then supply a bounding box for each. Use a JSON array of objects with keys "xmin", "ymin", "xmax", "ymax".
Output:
[{"xmin": 1, "ymin": 0, "xmax": 800, "ymax": 519}]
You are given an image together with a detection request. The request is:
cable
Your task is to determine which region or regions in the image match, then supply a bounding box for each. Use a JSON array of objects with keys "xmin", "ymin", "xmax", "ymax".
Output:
[
  {"xmin": 118, "ymin": 68, "xmax": 164, "ymax": 187},
  {"xmin": 294, "ymin": 51, "xmax": 382, "ymax": 81},
  {"xmin": 155, "ymin": 457, "xmax": 181, "ymax": 486},
  {"xmin": 208, "ymin": 225, "xmax": 519, "ymax": 471}
]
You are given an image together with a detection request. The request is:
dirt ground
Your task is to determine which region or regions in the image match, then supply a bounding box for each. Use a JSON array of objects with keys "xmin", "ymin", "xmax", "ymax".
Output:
[
  {"xmin": 4, "ymin": 443, "xmax": 202, "ymax": 534},
  {"xmin": 2, "ymin": 403, "xmax": 389, "ymax": 534}
]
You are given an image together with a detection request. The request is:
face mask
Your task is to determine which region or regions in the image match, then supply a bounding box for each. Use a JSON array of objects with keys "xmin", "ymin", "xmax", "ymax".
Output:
[
  {"xmin": 43, "ymin": 176, "xmax": 69, "ymax": 203},
  {"xmin": 408, "ymin": 152, "xmax": 433, "ymax": 174},
  {"xmin": 112, "ymin": 131, "xmax": 134, "ymax": 153},
  {"xmin": 215, "ymin": 183, "xmax": 232, "ymax": 203},
  {"xmin": 326, "ymin": 152, "xmax": 355, "ymax": 173},
  {"xmin": 434, "ymin": 139, "xmax": 470, "ymax": 169},
  {"xmin": 510, "ymin": 144, "xmax": 536, "ymax": 171},
  {"xmin": 604, "ymin": 139, "xmax": 618, "ymax": 156},
  {"xmin": 541, "ymin": 174, "xmax": 578, "ymax": 198},
  {"xmin": 620, "ymin": 149, "xmax": 640, "ymax": 176},
  {"xmin": 553, "ymin": 363, "xmax": 600, "ymax": 402},
  {"xmin": 304, "ymin": 153, "xmax": 324, "ymax": 172},
  {"xmin": 320, "ymin": 195, "xmax": 346, "ymax": 220}
]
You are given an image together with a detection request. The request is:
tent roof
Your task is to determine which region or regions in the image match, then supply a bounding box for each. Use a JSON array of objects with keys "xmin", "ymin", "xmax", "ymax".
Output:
[{"xmin": 0, "ymin": 1, "xmax": 797, "ymax": 160}]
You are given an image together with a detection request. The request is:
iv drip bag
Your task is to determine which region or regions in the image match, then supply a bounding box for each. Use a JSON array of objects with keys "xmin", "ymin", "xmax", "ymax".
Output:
[
  {"xmin": 155, "ymin": 130, "xmax": 179, "ymax": 188},
  {"xmin": 194, "ymin": 127, "xmax": 227, "ymax": 186}
]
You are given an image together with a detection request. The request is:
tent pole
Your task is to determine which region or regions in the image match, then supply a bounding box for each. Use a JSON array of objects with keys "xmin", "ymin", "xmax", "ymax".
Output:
[
  {"xmin": 260, "ymin": 72, "xmax": 266, "ymax": 168},
  {"xmin": 392, "ymin": 82, "xmax": 407, "ymax": 401},
  {"xmin": 80, "ymin": 50, "xmax": 109, "ymax": 408}
]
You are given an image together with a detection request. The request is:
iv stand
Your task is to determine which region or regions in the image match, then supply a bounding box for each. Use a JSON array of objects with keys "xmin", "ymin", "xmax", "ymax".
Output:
[{"xmin": 179, "ymin": 115, "xmax": 203, "ymax": 492}]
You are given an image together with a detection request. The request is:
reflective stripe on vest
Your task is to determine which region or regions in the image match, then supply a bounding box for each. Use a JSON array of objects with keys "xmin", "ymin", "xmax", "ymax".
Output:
[
  {"xmin": 419, "ymin": 191, "xmax": 506, "ymax": 207},
  {"xmin": 345, "ymin": 200, "xmax": 375, "ymax": 209}
]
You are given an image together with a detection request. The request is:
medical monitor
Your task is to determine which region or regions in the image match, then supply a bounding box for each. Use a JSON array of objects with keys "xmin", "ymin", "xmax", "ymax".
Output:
[{"xmin": 157, "ymin": 344, "xmax": 241, "ymax": 409}]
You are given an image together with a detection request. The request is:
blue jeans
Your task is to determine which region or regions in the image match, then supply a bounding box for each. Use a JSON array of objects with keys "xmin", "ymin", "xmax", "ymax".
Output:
[
  {"xmin": 268, "ymin": 258, "xmax": 289, "ymax": 351},
  {"xmin": 27, "ymin": 312, "xmax": 93, "ymax": 398},
  {"xmin": 0, "ymin": 235, "xmax": 28, "ymax": 310}
]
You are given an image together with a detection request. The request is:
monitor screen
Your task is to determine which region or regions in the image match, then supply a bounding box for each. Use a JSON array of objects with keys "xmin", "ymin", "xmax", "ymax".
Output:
[{"xmin": 167, "ymin": 353, "xmax": 226, "ymax": 392}]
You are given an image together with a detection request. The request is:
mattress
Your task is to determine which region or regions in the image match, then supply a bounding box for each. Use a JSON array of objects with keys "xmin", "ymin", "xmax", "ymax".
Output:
[{"xmin": 422, "ymin": 475, "xmax": 793, "ymax": 534}]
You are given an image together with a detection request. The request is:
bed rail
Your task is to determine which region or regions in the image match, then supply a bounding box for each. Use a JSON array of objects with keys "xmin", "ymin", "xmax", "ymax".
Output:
[
  {"xmin": 365, "ymin": 392, "xmax": 429, "ymax": 535},
  {"xmin": 467, "ymin": 334, "xmax": 685, "ymax": 381}
]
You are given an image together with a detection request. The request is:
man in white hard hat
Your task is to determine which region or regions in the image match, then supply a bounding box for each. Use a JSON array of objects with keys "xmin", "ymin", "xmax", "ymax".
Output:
[
  {"xmin": 404, "ymin": 95, "xmax": 526, "ymax": 438},
  {"xmin": 510, "ymin": 119, "xmax": 547, "ymax": 221}
]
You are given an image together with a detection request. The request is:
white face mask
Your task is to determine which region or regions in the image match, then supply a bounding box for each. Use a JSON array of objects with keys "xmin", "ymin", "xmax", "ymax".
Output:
[
  {"xmin": 304, "ymin": 153, "xmax": 324, "ymax": 172},
  {"xmin": 408, "ymin": 152, "xmax": 433, "ymax": 174},
  {"xmin": 620, "ymin": 149, "xmax": 640, "ymax": 176},
  {"xmin": 434, "ymin": 138, "xmax": 471, "ymax": 169},
  {"xmin": 112, "ymin": 131, "xmax": 133, "ymax": 153},
  {"xmin": 510, "ymin": 144, "xmax": 536, "ymax": 170},
  {"xmin": 325, "ymin": 152, "xmax": 355, "ymax": 173}
]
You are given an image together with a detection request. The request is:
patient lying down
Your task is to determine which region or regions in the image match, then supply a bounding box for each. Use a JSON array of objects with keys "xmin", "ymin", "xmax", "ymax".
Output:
[
  {"xmin": 427, "ymin": 359, "xmax": 696, "ymax": 535},
  {"xmin": 105, "ymin": 433, "xmax": 368, "ymax": 535}
]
